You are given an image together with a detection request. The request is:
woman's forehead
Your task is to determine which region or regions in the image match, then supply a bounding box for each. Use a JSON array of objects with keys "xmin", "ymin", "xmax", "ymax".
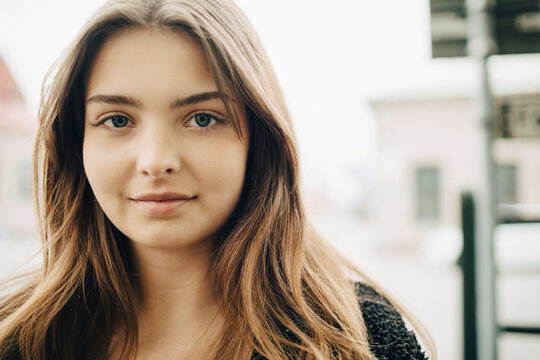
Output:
[{"xmin": 87, "ymin": 29, "xmax": 212, "ymax": 96}]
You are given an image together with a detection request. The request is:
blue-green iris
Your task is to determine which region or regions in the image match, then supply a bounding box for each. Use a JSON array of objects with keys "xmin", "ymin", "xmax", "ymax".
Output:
[
  {"xmin": 110, "ymin": 115, "xmax": 129, "ymax": 128},
  {"xmin": 194, "ymin": 113, "xmax": 212, "ymax": 127}
]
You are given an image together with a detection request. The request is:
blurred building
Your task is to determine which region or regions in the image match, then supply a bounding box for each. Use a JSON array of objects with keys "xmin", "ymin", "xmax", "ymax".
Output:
[
  {"xmin": 0, "ymin": 57, "xmax": 38, "ymax": 240},
  {"xmin": 368, "ymin": 85, "xmax": 540, "ymax": 248}
]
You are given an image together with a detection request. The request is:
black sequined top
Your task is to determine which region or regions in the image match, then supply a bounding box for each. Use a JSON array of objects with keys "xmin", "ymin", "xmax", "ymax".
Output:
[
  {"xmin": 355, "ymin": 282, "xmax": 428, "ymax": 360},
  {"xmin": 252, "ymin": 282, "xmax": 428, "ymax": 360}
]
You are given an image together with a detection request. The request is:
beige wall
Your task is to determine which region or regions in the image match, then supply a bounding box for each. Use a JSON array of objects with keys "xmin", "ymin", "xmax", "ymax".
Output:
[{"xmin": 368, "ymin": 94, "xmax": 540, "ymax": 247}]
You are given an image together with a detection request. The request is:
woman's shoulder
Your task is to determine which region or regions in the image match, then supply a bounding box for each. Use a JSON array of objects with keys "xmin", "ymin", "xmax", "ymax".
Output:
[{"xmin": 355, "ymin": 282, "xmax": 428, "ymax": 360}]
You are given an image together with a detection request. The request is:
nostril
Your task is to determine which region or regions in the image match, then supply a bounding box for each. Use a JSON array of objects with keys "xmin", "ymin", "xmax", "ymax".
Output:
[{"xmin": 136, "ymin": 155, "xmax": 180, "ymax": 178}]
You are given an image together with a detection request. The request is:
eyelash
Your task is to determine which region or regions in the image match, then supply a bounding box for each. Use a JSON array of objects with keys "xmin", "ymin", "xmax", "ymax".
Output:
[
  {"xmin": 94, "ymin": 111, "xmax": 226, "ymax": 131},
  {"xmin": 185, "ymin": 111, "xmax": 225, "ymax": 130},
  {"xmin": 96, "ymin": 114, "xmax": 134, "ymax": 130}
]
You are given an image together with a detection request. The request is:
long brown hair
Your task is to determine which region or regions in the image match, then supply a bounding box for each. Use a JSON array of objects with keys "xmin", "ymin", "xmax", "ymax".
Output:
[{"xmin": 0, "ymin": 0, "xmax": 434, "ymax": 359}]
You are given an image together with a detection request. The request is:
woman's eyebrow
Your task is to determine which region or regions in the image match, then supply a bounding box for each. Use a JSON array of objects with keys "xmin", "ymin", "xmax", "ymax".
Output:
[
  {"xmin": 86, "ymin": 94, "xmax": 141, "ymax": 106},
  {"xmin": 170, "ymin": 91, "xmax": 222, "ymax": 108},
  {"xmin": 85, "ymin": 91, "xmax": 223, "ymax": 108}
]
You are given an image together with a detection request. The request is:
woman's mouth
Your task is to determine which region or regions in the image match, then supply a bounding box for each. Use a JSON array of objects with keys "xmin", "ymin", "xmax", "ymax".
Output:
[{"xmin": 131, "ymin": 193, "xmax": 196, "ymax": 216}]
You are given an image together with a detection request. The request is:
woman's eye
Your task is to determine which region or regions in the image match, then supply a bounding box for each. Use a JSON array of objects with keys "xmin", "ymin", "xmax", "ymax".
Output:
[
  {"xmin": 187, "ymin": 113, "xmax": 219, "ymax": 128},
  {"xmin": 103, "ymin": 115, "xmax": 131, "ymax": 128}
]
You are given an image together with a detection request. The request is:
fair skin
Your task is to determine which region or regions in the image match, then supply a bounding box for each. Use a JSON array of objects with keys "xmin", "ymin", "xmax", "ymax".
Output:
[{"xmin": 83, "ymin": 27, "xmax": 249, "ymax": 359}]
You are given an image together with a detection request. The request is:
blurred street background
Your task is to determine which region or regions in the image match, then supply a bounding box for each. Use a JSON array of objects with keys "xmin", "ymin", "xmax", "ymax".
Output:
[{"xmin": 1, "ymin": 0, "xmax": 539, "ymax": 359}]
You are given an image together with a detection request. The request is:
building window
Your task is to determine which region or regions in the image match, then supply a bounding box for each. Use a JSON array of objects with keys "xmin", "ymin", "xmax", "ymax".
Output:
[
  {"xmin": 496, "ymin": 164, "xmax": 517, "ymax": 205},
  {"xmin": 416, "ymin": 166, "xmax": 440, "ymax": 221}
]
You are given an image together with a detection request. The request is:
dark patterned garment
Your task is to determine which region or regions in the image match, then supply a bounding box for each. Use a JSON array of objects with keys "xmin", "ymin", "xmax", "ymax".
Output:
[
  {"xmin": 355, "ymin": 282, "xmax": 428, "ymax": 360},
  {"xmin": 252, "ymin": 282, "xmax": 428, "ymax": 360}
]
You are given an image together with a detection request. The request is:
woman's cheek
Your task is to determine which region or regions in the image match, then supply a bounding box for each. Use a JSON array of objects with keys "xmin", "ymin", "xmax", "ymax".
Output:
[{"xmin": 83, "ymin": 136, "xmax": 128, "ymax": 203}]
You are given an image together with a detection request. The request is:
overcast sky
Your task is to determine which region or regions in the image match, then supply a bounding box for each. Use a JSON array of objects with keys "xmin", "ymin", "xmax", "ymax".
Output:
[{"xmin": 4, "ymin": 0, "xmax": 536, "ymax": 208}]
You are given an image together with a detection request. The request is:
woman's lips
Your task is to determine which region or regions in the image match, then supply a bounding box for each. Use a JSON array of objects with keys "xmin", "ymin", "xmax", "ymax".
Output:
[{"xmin": 131, "ymin": 193, "xmax": 196, "ymax": 216}]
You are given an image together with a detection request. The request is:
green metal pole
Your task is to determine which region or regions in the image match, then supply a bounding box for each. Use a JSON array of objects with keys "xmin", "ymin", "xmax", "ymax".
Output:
[
  {"xmin": 466, "ymin": 0, "xmax": 498, "ymax": 359},
  {"xmin": 460, "ymin": 192, "xmax": 478, "ymax": 360}
]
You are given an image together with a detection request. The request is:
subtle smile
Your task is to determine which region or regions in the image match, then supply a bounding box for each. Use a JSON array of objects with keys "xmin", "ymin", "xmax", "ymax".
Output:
[{"xmin": 131, "ymin": 192, "xmax": 196, "ymax": 216}]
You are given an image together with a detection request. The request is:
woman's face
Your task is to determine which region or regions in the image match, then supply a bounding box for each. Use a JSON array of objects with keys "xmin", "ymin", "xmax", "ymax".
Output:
[{"xmin": 83, "ymin": 27, "xmax": 249, "ymax": 250}]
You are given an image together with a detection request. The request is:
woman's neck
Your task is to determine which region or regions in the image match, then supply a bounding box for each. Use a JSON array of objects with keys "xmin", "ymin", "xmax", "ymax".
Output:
[
  {"xmin": 119, "ymin": 239, "xmax": 223, "ymax": 359},
  {"xmin": 131, "ymin": 240, "xmax": 216, "ymax": 309}
]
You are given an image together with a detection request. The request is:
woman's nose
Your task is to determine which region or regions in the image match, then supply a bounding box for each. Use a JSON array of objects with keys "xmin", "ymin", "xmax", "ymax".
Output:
[{"xmin": 136, "ymin": 129, "xmax": 181, "ymax": 178}]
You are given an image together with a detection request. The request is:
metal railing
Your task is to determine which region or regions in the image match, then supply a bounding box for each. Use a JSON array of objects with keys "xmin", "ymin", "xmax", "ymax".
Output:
[{"xmin": 460, "ymin": 192, "xmax": 540, "ymax": 360}]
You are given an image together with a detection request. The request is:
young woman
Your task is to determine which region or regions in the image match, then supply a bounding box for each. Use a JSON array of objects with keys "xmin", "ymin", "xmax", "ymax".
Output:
[{"xmin": 0, "ymin": 0, "xmax": 435, "ymax": 359}]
